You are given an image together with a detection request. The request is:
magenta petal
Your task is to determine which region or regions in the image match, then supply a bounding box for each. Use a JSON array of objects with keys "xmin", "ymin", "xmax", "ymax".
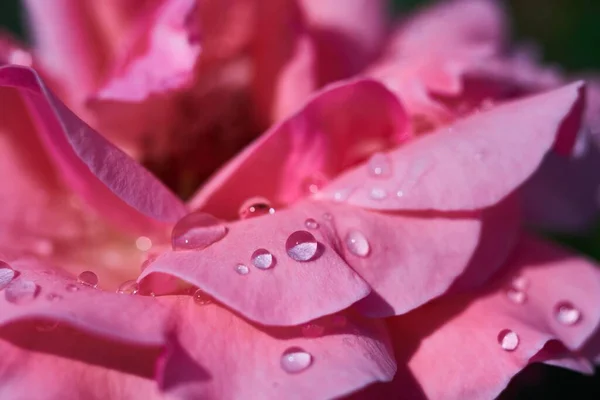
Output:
[
  {"xmin": 318, "ymin": 82, "xmax": 585, "ymax": 211},
  {"xmin": 156, "ymin": 301, "xmax": 396, "ymax": 400},
  {"xmin": 0, "ymin": 66, "xmax": 187, "ymax": 232},
  {"xmin": 386, "ymin": 236, "xmax": 600, "ymax": 400},
  {"xmin": 189, "ymin": 79, "xmax": 410, "ymax": 220}
]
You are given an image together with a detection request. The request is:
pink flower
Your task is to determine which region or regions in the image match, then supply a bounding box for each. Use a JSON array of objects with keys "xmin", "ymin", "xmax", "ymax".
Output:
[{"xmin": 0, "ymin": 0, "xmax": 599, "ymax": 399}]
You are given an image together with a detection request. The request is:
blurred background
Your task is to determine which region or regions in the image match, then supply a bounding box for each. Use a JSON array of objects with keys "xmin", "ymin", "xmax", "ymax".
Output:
[{"xmin": 2, "ymin": 0, "xmax": 600, "ymax": 398}]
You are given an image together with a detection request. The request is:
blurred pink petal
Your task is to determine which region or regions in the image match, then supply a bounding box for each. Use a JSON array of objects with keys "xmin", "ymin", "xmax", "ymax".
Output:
[
  {"xmin": 384, "ymin": 236, "xmax": 600, "ymax": 399},
  {"xmin": 0, "ymin": 33, "xmax": 33, "ymax": 67},
  {"xmin": 0, "ymin": 66, "xmax": 187, "ymax": 234},
  {"xmin": 319, "ymin": 83, "xmax": 584, "ymax": 211},
  {"xmin": 189, "ymin": 79, "xmax": 410, "ymax": 219}
]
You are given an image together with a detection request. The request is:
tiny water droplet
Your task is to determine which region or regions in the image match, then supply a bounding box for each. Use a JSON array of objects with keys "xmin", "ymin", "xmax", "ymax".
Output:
[
  {"xmin": 555, "ymin": 301, "xmax": 581, "ymax": 326},
  {"xmin": 302, "ymin": 173, "xmax": 328, "ymax": 195},
  {"xmin": 0, "ymin": 262, "xmax": 16, "ymax": 290},
  {"xmin": 368, "ymin": 153, "xmax": 392, "ymax": 178},
  {"xmin": 302, "ymin": 323, "xmax": 325, "ymax": 338},
  {"xmin": 239, "ymin": 197, "xmax": 275, "ymax": 219},
  {"xmin": 172, "ymin": 211, "xmax": 227, "ymax": 250},
  {"xmin": 192, "ymin": 289, "xmax": 213, "ymax": 305},
  {"xmin": 286, "ymin": 231, "xmax": 318, "ymax": 262},
  {"xmin": 280, "ymin": 347, "xmax": 313, "ymax": 373},
  {"xmin": 511, "ymin": 276, "xmax": 529, "ymax": 291},
  {"xmin": 369, "ymin": 187, "xmax": 387, "ymax": 200},
  {"xmin": 117, "ymin": 280, "xmax": 139, "ymax": 295},
  {"xmin": 251, "ymin": 249, "xmax": 274, "ymax": 269},
  {"xmin": 45, "ymin": 293, "xmax": 63, "ymax": 302},
  {"xmin": 323, "ymin": 213, "xmax": 333, "ymax": 221},
  {"xmin": 331, "ymin": 315, "xmax": 348, "ymax": 328},
  {"xmin": 77, "ymin": 271, "xmax": 98, "ymax": 288},
  {"xmin": 65, "ymin": 283, "xmax": 79, "ymax": 292},
  {"xmin": 345, "ymin": 230, "xmax": 370, "ymax": 257},
  {"xmin": 5, "ymin": 280, "xmax": 40, "ymax": 304},
  {"xmin": 506, "ymin": 288, "xmax": 527, "ymax": 304},
  {"xmin": 35, "ymin": 321, "xmax": 59, "ymax": 332},
  {"xmin": 333, "ymin": 188, "xmax": 354, "ymax": 203},
  {"xmin": 235, "ymin": 263, "xmax": 250, "ymax": 275},
  {"xmin": 498, "ymin": 329, "xmax": 519, "ymax": 351},
  {"xmin": 396, "ymin": 190, "xmax": 404, "ymax": 198},
  {"xmin": 135, "ymin": 236, "xmax": 153, "ymax": 252},
  {"xmin": 304, "ymin": 218, "xmax": 319, "ymax": 229}
]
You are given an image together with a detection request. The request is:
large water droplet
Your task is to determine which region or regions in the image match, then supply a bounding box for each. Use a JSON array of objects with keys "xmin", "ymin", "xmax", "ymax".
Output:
[
  {"xmin": 238, "ymin": 197, "xmax": 275, "ymax": 220},
  {"xmin": 172, "ymin": 212, "xmax": 227, "ymax": 251},
  {"xmin": 505, "ymin": 288, "xmax": 527, "ymax": 304},
  {"xmin": 280, "ymin": 347, "xmax": 313, "ymax": 373},
  {"xmin": 117, "ymin": 280, "xmax": 139, "ymax": 295},
  {"xmin": 304, "ymin": 218, "xmax": 319, "ymax": 230},
  {"xmin": 554, "ymin": 301, "xmax": 581, "ymax": 326},
  {"xmin": 77, "ymin": 271, "xmax": 98, "ymax": 288},
  {"xmin": 345, "ymin": 230, "xmax": 370, "ymax": 257},
  {"xmin": 235, "ymin": 263, "xmax": 250, "ymax": 275},
  {"xmin": 498, "ymin": 329, "xmax": 519, "ymax": 351},
  {"xmin": 5, "ymin": 280, "xmax": 40, "ymax": 304},
  {"xmin": 251, "ymin": 249, "xmax": 274, "ymax": 269},
  {"xmin": 0, "ymin": 262, "xmax": 16, "ymax": 290},
  {"xmin": 368, "ymin": 153, "xmax": 392, "ymax": 178},
  {"xmin": 369, "ymin": 187, "xmax": 387, "ymax": 200},
  {"xmin": 303, "ymin": 173, "xmax": 328, "ymax": 195},
  {"xmin": 286, "ymin": 231, "xmax": 318, "ymax": 262},
  {"xmin": 192, "ymin": 289, "xmax": 213, "ymax": 305},
  {"xmin": 302, "ymin": 323, "xmax": 325, "ymax": 338}
]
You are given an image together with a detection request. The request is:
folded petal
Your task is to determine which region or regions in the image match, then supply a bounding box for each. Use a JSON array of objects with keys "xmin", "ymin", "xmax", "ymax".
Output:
[
  {"xmin": 0, "ymin": 66, "xmax": 187, "ymax": 234},
  {"xmin": 385, "ymin": 235, "xmax": 600, "ymax": 400},
  {"xmin": 189, "ymin": 79, "xmax": 410, "ymax": 220},
  {"xmin": 318, "ymin": 82, "xmax": 585, "ymax": 211}
]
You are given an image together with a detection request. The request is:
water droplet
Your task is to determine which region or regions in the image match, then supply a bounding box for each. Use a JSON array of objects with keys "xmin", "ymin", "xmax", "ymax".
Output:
[
  {"xmin": 302, "ymin": 173, "xmax": 328, "ymax": 195},
  {"xmin": 251, "ymin": 249, "xmax": 274, "ymax": 269},
  {"xmin": 302, "ymin": 323, "xmax": 325, "ymax": 338},
  {"xmin": 286, "ymin": 231, "xmax": 318, "ymax": 262},
  {"xmin": 280, "ymin": 347, "xmax": 313, "ymax": 373},
  {"xmin": 36, "ymin": 321, "xmax": 59, "ymax": 332},
  {"xmin": 192, "ymin": 289, "xmax": 213, "ymax": 305},
  {"xmin": 239, "ymin": 197, "xmax": 275, "ymax": 219},
  {"xmin": 77, "ymin": 271, "xmax": 98, "ymax": 288},
  {"xmin": 498, "ymin": 329, "xmax": 519, "ymax": 351},
  {"xmin": 333, "ymin": 188, "xmax": 353, "ymax": 203},
  {"xmin": 369, "ymin": 187, "xmax": 387, "ymax": 200},
  {"xmin": 45, "ymin": 293, "xmax": 63, "ymax": 302},
  {"xmin": 331, "ymin": 315, "xmax": 348, "ymax": 328},
  {"xmin": 345, "ymin": 230, "xmax": 370, "ymax": 257},
  {"xmin": 368, "ymin": 153, "xmax": 392, "ymax": 178},
  {"xmin": 396, "ymin": 190, "xmax": 404, "ymax": 198},
  {"xmin": 235, "ymin": 263, "xmax": 249, "ymax": 275},
  {"xmin": 0, "ymin": 262, "xmax": 16, "ymax": 290},
  {"xmin": 304, "ymin": 218, "xmax": 319, "ymax": 229},
  {"xmin": 511, "ymin": 276, "xmax": 529, "ymax": 291},
  {"xmin": 506, "ymin": 288, "xmax": 527, "ymax": 304},
  {"xmin": 5, "ymin": 280, "xmax": 40, "ymax": 304},
  {"xmin": 555, "ymin": 301, "xmax": 581, "ymax": 326},
  {"xmin": 140, "ymin": 254, "xmax": 158, "ymax": 272},
  {"xmin": 136, "ymin": 236, "xmax": 153, "ymax": 252},
  {"xmin": 323, "ymin": 213, "xmax": 333, "ymax": 221},
  {"xmin": 117, "ymin": 280, "xmax": 139, "ymax": 295},
  {"xmin": 65, "ymin": 283, "xmax": 79, "ymax": 292},
  {"xmin": 172, "ymin": 211, "xmax": 227, "ymax": 251}
]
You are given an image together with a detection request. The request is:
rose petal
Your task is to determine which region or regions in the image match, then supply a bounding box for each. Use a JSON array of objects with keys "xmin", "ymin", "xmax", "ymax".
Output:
[
  {"xmin": 318, "ymin": 82, "xmax": 585, "ymax": 211},
  {"xmin": 189, "ymin": 78, "xmax": 410, "ymax": 220},
  {"xmin": 384, "ymin": 236, "xmax": 600, "ymax": 400},
  {"xmin": 0, "ymin": 66, "xmax": 187, "ymax": 233}
]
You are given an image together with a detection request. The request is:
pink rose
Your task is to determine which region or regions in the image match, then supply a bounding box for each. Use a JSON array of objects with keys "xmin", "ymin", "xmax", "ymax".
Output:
[{"xmin": 0, "ymin": 0, "xmax": 599, "ymax": 399}]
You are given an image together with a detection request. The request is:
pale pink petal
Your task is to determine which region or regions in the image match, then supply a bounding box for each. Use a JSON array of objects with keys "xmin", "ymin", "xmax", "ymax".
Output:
[
  {"xmin": 0, "ymin": 66, "xmax": 187, "ymax": 234},
  {"xmin": 95, "ymin": 0, "xmax": 201, "ymax": 101},
  {"xmin": 384, "ymin": 236, "xmax": 600, "ymax": 400},
  {"xmin": 318, "ymin": 82, "xmax": 585, "ymax": 211},
  {"xmin": 189, "ymin": 79, "xmax": 410, "ymax": 220}
]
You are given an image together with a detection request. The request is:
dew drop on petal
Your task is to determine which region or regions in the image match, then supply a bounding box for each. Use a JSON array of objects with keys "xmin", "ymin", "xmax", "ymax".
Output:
[
  {"xmin": 345, "ymin": 230, "xmax": 370, "ymax": 257},
  {"xmin": 140, "ymin": 254, "xmax": 158, "ymax": 273},
  {"xmin": 77, "ymin": 271, "xmax": 98, "ymax": 288},
  {"xmin": 333, "ymin": 188, "xmax": 353, "ymax": 203},
  {"xmin": 172, "ymin": 211, "xmax": 227, "ymax": 251},
  {"xmin": 368, "ymin": 153, "xmax": 392, "ymax": 178},
  {"xmin": 117, "ymin": 280, "xmax": 139, "ymax": 295},
  {"xmin": 511, "ymin": 275, "xmax": 529, "ymax": 291},
  {"xmin": 554, "ymin": 301, "xmax": 581, "ymax": 326},
  {"xmin": 45, "ymin": 293, "xmax": 63, "ymax": 302},
  {"xmin": 280, "ymin": 347, "xmax": 313, "ymax": 373},
  {"xmin": 65, "ymin": 283, "xmax": 79, "ymax": 292},
  {"xmin": 235, "ymin": 263, "xmax": 249, "ymax": 275},
  {"xmin": 135, "ymin": 236, "xmax": 153, "ymax": 252},
  {"xmin": 192, "ymin": 289, "xmax": 213, "ymax": 305},
  {"xmin": 302, "ymin": 173, "xmax": 328, "ymax": 195},
  {"xmin": 0, "ymin": 262, "xmax": 16, "ymax": 290},
  {"xmin": 5, "ymin": 280, "xmax": 40, "ymax": 304},
  {"xmin": 35, "ymin": 321, "xmax": 59, "ymax": 332},
  {"xmin": 251, "ymin": 249, "xmax": 274, "ymax": 269},
  {"xmin": 304, "ymin": 218, "xmax": 319, "ymax": 230},
  {"xmin": 369, "ymin": 187, "xmax": 387, "ymax": 200},
  {"xmin": 505, "ymin": 288, "xmax": 527, "ymax": 304},
  {"xmin": 302, "ymin": 323, "xmax": 325, "ymax": 338},
  {"xmin": 239, "ymin": 197, "xmax": 275, "ymax": 219},
  {"xmin": 498, "ymin": 329, "xmax": 519, "ymax": 351},
  {"xmin": 286, "ymin": 231, "xmax": 318, "ymax": 262},
  {"xmin": 396, "ymin": 190, "xmax": 404, "ymax": 198},
  {"xmin": 323, "ymin": 213, "xmax": 333, "ymax": 221}
]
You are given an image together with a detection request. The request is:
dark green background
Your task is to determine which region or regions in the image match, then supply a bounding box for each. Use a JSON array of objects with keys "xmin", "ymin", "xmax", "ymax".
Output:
[{"xmin": 1, "ymin": 1, "xmax": 600, "ymax": 398}]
